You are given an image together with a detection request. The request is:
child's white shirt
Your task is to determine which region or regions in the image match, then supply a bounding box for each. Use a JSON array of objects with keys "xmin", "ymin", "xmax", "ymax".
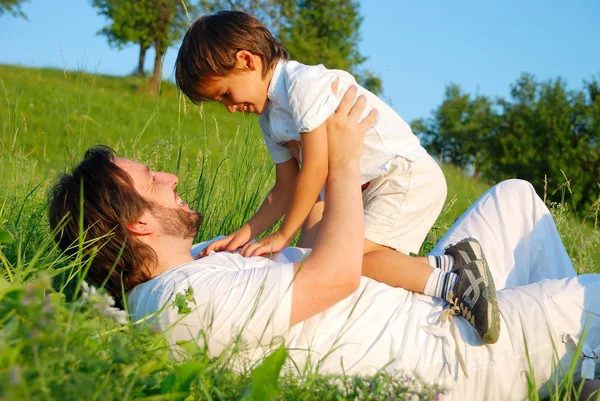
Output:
[{"xmin": 259, "ymin": 59, "xmax": 426, "ymax": 184}]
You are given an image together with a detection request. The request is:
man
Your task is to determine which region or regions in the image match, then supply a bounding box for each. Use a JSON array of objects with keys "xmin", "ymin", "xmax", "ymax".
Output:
[{"xmin": 49, "ymin": 87, "xmax": 599, "ymax": 400}]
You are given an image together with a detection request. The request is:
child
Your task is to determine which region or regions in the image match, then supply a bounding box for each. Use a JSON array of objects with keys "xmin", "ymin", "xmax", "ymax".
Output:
[{"xmin": 175, "ymin": 11, "xmax": 499, "ymax": 344}]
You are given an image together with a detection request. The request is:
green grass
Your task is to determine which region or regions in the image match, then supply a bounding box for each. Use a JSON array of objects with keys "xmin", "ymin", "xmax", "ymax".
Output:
[{"xmin": 0, "ymin": 65, "xmax": 598, "ymax": 400}]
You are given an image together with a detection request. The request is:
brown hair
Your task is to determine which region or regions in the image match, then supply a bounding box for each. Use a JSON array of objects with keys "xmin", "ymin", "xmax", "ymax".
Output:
[
  {"xmin": 175, "ymin": 10, "xmax": 289, "ymax": 104},
  {"xmin": 48, "ymin": 146, "xmax": 156, "ymax": 301}
]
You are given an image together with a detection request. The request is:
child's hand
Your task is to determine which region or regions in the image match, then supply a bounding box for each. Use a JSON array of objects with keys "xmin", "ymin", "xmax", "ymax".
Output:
[
  {"xmin": 197, "ymin": 225, "xmax": 252, "ymax": 258},
  {"xmin": 240, "ymin": 231, "xmax": 291, "ymax": 257}
]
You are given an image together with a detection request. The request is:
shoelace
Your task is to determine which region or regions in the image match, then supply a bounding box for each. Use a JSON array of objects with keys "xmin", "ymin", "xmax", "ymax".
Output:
[{"xmin": 440, "ymin": 290, "xmax": 471, "ymax": 378}]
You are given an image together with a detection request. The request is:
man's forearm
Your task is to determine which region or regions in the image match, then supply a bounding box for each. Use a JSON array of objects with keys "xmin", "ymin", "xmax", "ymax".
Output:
[
  {"xmin": 289, "ymin": 86, "xmax": 375, "ymax": 326},
  {"xmin": 311, "ymin": 163, "xmax": 363, "ymax": 276}
]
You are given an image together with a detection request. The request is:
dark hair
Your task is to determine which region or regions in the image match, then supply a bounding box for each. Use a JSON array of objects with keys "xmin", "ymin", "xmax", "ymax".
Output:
[
  {"xmin": 48, "ymin": 146, "xmax": 156, "ymax": 301},
  {"xmin": 175, "ymin": 10, "xmax": 289, "ymax": 104}
]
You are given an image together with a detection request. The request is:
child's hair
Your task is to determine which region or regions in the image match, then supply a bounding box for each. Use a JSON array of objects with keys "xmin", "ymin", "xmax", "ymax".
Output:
[{"xmin": 175, "ymin": 10, "xmax": 289, "ymax": 104}]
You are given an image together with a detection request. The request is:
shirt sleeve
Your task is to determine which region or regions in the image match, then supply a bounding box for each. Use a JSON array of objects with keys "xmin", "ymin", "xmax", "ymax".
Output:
[
  {"xmin": 260, "ymin": 114, "xmax": 293, "ymax": 164},
  {"xmin": 286, "ymin": 66, "xmax": 342, "ymax": 133},
  {"xmin": 165, "ymin": 261, "xmax": 294, "ymax": 357}
]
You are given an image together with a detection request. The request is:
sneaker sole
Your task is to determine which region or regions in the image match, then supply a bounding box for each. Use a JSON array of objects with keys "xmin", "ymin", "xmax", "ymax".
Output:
[{"xmin": 474, "ymin": 257, "xmax": 501, "ymax": 344}]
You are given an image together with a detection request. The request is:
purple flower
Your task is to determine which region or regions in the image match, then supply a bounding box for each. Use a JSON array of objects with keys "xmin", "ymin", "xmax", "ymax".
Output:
[
  {"xmin": 43, "ymin": 296, "xmax": 53, "ymax": 314},
  {"xmin": 10, "ymin": 366, "xmax": 21, "ymax": 385}
]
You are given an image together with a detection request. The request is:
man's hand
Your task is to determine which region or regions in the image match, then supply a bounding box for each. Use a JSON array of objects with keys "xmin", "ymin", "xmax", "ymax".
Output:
[
  {"xmin": 326, "ymin": 85, "xmax": 377, "ymax": 169},
  {"xmin": 240, "ymin": 231, "xmax": 290, "ymax": 257},
  {"xmin": 197, "ymin": 225, "xmax": 253, "ymax": 257}
]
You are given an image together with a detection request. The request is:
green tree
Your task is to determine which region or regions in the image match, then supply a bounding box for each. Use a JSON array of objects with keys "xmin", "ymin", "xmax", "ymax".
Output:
[
  {"xmin": 278, "ymin": 0, "xmax": 382, "ymax": 94},
  {"xmin": 486, "ymin": 74, "xmax": 600, "ymax": 209},
  {"xmin": 417, "ymin": 73, "xmax": 600, "ymax": 211},
  {"xmin": 0, "ymin": 0, "xmax": 29, "ymax": 19},
  {"xmin": 150, "ymin": 0, "xmax": 196, "ymax": 96},
  {"xmin": 412, "ymin": 84, "xmax": 496, "ymax": 178},
  {"xmin": 91, "ymin": 0, "xmax": 196, "ymax": 95},
  {"xmin": 91, "ymin": 0, "xmax": 155, "ymax": 76}
]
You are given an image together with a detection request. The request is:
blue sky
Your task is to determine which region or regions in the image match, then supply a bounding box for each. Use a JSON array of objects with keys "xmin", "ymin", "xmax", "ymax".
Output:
[{"xmin": 2, "ymin": 0, "xmax": 599, "ymax": 123}]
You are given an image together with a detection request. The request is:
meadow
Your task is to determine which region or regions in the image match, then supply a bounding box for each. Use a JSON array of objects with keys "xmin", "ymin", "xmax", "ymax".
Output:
[{"xmin": 0, "ymin": 65, "xmax": 598, "ymax": 400}]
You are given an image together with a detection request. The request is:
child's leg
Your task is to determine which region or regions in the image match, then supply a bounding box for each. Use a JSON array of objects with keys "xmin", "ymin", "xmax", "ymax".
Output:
[
  {"xmin": 362, "ymin": 239, "xmax": 433, "ymax": 292},
  {"xmin": 297, "ymin": 199, "xmax": 324, "ymax": 248}
]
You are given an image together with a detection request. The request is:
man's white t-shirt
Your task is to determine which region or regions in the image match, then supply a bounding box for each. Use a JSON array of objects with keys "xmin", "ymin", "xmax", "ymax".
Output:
[
  {"xmin": 127, "ymin": 244, "xmax": 452, "ymax": 379},
  {"xmin": 128, "ymin": 250, "xmax": 295, "ymax": 361},
  {"xmin": 259, "ymin": 60, "xmax": 426, "ymax": 185}
]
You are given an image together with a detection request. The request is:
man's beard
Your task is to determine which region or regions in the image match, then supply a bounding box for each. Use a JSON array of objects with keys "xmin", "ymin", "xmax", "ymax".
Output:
[{"xmin": 149, "ymin": 203, "xmax": 202, "ymax": 240}]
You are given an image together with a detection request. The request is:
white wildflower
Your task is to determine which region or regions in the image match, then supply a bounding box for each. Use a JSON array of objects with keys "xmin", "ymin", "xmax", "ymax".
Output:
[{"xmin": 79, "ymin": 281, "xmax": 128, "ymax": 325}]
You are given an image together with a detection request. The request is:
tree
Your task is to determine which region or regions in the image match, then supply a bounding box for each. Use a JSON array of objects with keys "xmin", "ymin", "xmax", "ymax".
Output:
[
  {"xmin": 415, "ymin": 74, "xmax": 600, "ymax": 212},
  {"xmin": 149, "ymin": 0, "xmax": 196, "ymax": 96},
  {"xmin": 0, "ymin": 0, "xmax": 29, "ymax": 19},
  {"xmin": 412, "ymin": 84, "xmax": 496, "ymax": 178},
  {"xmin": 486, "ymin": 74, "xmax": 597, "ymax": 208},
  {"xmin": 278, "ymin": 1, "xmax": 361, "ymax": 69},
  {"xmin": 91, "ymin": 0, "xmax": 155, "ymax": 76},
  {"xmin": 91, "ymin": 0, "xmax": 196, "ymax": 94}
]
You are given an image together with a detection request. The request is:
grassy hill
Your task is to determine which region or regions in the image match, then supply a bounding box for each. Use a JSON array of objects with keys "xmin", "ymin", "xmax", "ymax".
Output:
[
  {"xmin": 2, "ymin": 64, "xmax": 597, "ymax": 266},
  {"xmin": 0, "ymin": 65, "xmax": 598, "ymax": 400}
]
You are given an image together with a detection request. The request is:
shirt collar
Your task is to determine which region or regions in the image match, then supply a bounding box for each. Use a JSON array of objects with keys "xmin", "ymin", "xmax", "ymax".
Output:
[{"xmin": 267, "ymin": 59, "xmax": 286, "ymax": 101}]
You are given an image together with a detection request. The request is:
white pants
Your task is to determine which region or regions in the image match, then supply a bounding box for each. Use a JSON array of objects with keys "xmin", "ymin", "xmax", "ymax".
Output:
[
  {"xmin": 194, "ymin": 179, "xmax": 599, "ymax": 400},
  {"xmin": 363, "ymin": 153, "xmax": 447, "ymax": 254},
  {"xmin": 430, "ymin": 179, "xmax": 599, "ymax": 400}
]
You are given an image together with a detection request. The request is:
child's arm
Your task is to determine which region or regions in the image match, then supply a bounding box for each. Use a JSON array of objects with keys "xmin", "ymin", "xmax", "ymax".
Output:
[
  {"xmin": 198, "ymin": 158, "xmax": 299, "ymax": 257},
  {"xmin": 240, "ymin": 122, "xmax": 328, "ymax": 257}
]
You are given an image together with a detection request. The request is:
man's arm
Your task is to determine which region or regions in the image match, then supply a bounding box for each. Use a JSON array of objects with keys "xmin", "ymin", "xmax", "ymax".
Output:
[{"xmin": 289, "ymin": 86, "xmax": 377, "ymax": 326}]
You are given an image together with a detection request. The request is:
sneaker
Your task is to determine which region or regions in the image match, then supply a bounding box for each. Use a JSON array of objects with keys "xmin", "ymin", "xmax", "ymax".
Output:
[
  {"xmin": 444, "ymin": 237, "xmax": 485, "ymax": 267},
  {"xmin": 446, "ymin": 259, "xmax": 501, "ymax": 344}
]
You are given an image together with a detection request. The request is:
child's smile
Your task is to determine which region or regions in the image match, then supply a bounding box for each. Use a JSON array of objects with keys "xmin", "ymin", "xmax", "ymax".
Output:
[{"xmin": 202, "ymin": 50, "xmax": 273, "ymax": 115}]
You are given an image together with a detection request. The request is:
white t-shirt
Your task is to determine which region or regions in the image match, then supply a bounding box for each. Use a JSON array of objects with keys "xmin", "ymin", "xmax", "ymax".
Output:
[
  {"xmin": 259, "ymin": 60, "xmax": 425, "ymax": 185},
  {"xmin": 127, "ymin": 242, "xmax": 455, "ymax": 380},
  {"xmin": 128, "ymin": 250, "xmax": 295, "ymax": 363}
]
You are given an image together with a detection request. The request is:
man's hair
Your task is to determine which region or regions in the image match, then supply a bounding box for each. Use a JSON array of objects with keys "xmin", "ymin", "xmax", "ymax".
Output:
[
  {"xmin": 48, "ymin": 146, "xmax": 156, "ymax": 300},
  {"xmin": 175, "ymin": 10, "xmax": 289, "ymax": 104}
]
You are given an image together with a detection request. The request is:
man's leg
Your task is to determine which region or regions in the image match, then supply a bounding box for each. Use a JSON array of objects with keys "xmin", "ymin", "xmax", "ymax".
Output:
[
  {"xmin": 432, "ymin": 179, "xmax": 576, "ymax": 289},
  {"xmin": 449, "ymin": 274, "xmax": 600, "ymax": 401}
]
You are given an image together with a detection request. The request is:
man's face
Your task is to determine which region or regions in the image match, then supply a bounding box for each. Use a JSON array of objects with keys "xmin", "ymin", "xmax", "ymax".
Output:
[{"xmin": 114, "ymin": 158, "xmax": 201, "ymax": 239}]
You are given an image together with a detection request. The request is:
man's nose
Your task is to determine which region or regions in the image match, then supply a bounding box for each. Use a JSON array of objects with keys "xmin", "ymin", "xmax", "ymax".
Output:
[
  {"xmin": 156, "ymin": 172, "xmax": 178, "ymax": 187},
  {"xmin": 226, "ymin": 104, "xmax": 237, "ymax": 114}
]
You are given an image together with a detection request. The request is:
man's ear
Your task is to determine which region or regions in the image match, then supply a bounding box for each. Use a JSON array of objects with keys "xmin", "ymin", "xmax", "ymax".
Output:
[
  {"xmin": 235, "ymin": 50, "xmax": 257, "ymax": 71},
  {"xmin": 127, "ymin": 211, "xmax": 156, "ymax": 236}
]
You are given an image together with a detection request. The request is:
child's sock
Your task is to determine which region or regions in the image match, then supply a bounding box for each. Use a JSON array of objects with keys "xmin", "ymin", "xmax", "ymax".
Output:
[
  {"xmin": 426, "ymin": 254, "xmax": 455, "ymax": 272},
  {"xmin": 423, "ymin": 268, "xmax": 458, "ymax": 301}
]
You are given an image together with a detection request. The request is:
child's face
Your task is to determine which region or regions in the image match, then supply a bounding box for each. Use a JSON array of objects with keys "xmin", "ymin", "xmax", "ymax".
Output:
[{"xmin": 202, "ymin": 51, "xmax": 271, "ymax": 115}]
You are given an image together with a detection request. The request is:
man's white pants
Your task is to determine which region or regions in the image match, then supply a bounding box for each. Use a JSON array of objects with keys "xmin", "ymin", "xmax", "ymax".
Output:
[{"xmin": 430, "ymin": 179, "xmax": 600, "ymax": 400}]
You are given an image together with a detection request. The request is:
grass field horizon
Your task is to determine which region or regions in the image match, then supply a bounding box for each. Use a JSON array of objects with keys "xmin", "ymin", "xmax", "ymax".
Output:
[{"xmin": 1, "ymin": 64, "xmax": 598, "ymax": 400}]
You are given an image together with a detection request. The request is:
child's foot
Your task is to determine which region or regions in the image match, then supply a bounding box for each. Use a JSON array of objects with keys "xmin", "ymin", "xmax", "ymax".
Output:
[{"xmin": 445, "ymin": 256, "xmax": 501, "ymax": 344}]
